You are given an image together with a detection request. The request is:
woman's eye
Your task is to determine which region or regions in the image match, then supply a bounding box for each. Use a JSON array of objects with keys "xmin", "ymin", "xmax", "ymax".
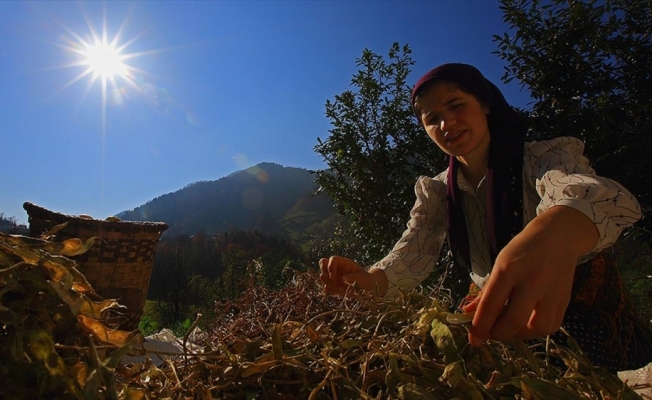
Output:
[
  {"xmin": 428, "ymin": 116, "xmax": 440, "ymax": 126},
  {"xmin": 451, "ymin": 103, "xmax": 463, "ymax": 110}
]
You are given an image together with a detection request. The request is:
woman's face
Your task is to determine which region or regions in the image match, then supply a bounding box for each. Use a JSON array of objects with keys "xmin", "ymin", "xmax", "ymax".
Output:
[{"xmin": 417, "ymin": 82, "xmax": 490, "ymax": 164}]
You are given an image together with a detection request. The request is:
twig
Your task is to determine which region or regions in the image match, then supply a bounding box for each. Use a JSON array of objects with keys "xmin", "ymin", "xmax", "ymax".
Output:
[
  {"xmin": 373, "ymin": 309, "xmax": 402, "ymax": 337},
  {"xmin": 166, "ymin": 358, "xmax": 183, "ymax": 389},
  {"xmin": 0, "ymin": 262, "xmax": 28, "ymax": 276},
  {"xmin": 308, "ymin": 370, "xmax": 332, "ymax": 400},
  {"xmin": 181, "ymin": 313, "xmax": 203, "ymax": 370},
  {"xmin": 182, "ymin": 313, "xmax": 203, "ymax": 354},
  {"xmin": 305, "ymin": 309, "xmax": 368, "ymax": 326}
]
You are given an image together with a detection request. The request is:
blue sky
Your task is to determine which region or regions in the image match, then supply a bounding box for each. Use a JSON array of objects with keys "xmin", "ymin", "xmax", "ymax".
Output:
[{"xmin": 1, "ymin": 1, "xmax": 531, "ymax": 224}]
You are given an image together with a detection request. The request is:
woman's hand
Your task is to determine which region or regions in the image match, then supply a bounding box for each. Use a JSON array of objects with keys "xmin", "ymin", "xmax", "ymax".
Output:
[
  {"xmin": 467, "ymin": 205, "xmax": 599, "ymax": 346},
  {"xmin": 319, "ymin": 256, "xmax": 388, "ymax": 296}
]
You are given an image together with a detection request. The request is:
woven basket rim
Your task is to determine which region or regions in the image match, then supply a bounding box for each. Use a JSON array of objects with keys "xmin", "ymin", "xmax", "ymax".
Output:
[{"xmin": 23, "ymin": 202, "xmax": 169, "ymax": 234}]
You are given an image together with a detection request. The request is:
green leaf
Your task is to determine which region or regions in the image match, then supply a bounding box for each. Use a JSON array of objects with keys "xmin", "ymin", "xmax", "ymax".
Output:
[
  {"xmin": 430, "ymin": 319, "xmax": 460, "ymax": 363},
  {"xmin": 28, "ymin": 330, "xmax": 67, "ymax": 377},
  {"xmin": 441, "ymin": 361, "xmax": 484, "ymax": 400},
  {"xmin": 512, "ymin": 377, "xmax": 583, "ymax": 400},
  {"xmin": 397, "ymin": 383, "xmax": 438, "ymax": 399}
]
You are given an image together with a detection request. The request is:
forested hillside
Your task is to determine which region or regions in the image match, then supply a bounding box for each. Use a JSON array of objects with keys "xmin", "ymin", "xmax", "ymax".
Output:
[{"xmin": 118, "ymin": 162, "xmax": 340, "ymax": 245}]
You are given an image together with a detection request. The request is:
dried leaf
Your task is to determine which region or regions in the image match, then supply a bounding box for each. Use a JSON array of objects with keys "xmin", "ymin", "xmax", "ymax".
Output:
[
  {"xmin": 70, "ymin": 267, "xmax": 94, "ymax": 293},
  {"xmin": 60, "ymin": 237, "xmax": 99, "ymax": 257},
  {"xmin": 104, "ymin": 343, "xmax": 134, "ymax": 369},
  {"xmin": 41, "ymin": 222, "xmax": 69, "ymax": 238},
  {"xmin": 79, "ymin": 297, "xmax": 122, "ymax": 319},
  {"xmin": 339, "ymin": 339, "xmax": 364, "ymax": 349},
  {"xmin": 70, "ymin": 360, "xmax": 90, "ymax": 388},
  {"xmin": 271, "ymin": 323, "xmax": 283, "ymax": 361},
  {"xmin": 6, "ymin": 236, "xmax": 96, "ymax": 257},
  {"xmin": 445, "ymin": 311, "xmax": 475, "ymax": 325},
  {"xmin": 48, "ymin": 280, "xmax": 82, "ymax": 315},
  {"xmin": 385, "ymin": 353, "xmax": 402, "ymax": 390},
  {"xmin": 240, "ymin": 360, "xmax": 278, "ymax": 378},
  {"xmin": 305, "ymin": 324, "xmax": 319, "ymax": 343},
  {"xmin": 243, "ymin": 337, "xmax": 264, "ymax": 360},
  {"xmin": 118, "ymin": 386, "xmax": 149, "ymax": 400},
  {"xmin": 77, "ymin": 314, "xmax": 142, "ymax": 347},
  {"xmin": 0, "ymin": 251, "xmax": 22, "ymax": 277}
]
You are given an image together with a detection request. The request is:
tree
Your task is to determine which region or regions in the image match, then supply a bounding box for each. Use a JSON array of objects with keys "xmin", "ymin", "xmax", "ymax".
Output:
[
  {"xmin": 313, "ymin": 42, "xmax": 446, "ymax": 264},
  {"xmin": 494, "ymin": 0, "xmax": 652, "ymax": 236},
  {"xmin": 220, "ymin": 245, "xmax": 255, "ymax": 300},
  {"xmin": 151, "ymin": 237, "xmax": 194, "ymax": 326},
  {"xmin": 494, "ymin": 0, "xmax": 652, "ymax": 323}
]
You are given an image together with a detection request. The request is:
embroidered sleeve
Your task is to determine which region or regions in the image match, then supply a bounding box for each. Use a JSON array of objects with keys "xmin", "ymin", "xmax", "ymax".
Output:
[
  {"xmin": 524, "ymin": 137, "xmax": 641, "ymax": 252},
  {"xmin": 369, "ymin": 175, "xmax": 448, "ymax": 296}
]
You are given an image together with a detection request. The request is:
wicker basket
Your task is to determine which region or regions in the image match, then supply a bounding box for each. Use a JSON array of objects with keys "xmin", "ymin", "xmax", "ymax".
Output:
[{"xmin": 23, "ymin": 202, "xmax": 168, "ymax": 330}]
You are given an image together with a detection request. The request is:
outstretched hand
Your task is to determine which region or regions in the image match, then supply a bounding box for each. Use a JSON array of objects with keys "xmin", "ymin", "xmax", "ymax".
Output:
[
  {"xmin": 466, "ymin": 205, "xmax": 599, "ymax": 346},
  {"xmin": 319, "ymin": 256, "xmax": 388, "ymax": 296}
]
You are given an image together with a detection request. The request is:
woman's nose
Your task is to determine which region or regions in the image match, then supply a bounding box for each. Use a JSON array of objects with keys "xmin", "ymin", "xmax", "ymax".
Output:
[{"xmin": 440, "ymin": 115, "xmax": 456, "ymax": 131}]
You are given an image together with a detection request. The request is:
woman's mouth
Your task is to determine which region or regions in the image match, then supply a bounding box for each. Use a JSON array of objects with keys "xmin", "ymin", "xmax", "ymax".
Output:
[{"xmin": 445, "ymin": 130, "xmax": 465, "ymax": 143}]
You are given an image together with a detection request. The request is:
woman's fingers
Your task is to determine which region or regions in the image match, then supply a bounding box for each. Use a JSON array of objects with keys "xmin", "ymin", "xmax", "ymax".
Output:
[
  {"xmin": 488, "ymin": 287, "xmax": 538, "ymax": 341},
  {"xmin": 319, "ymin": 258, "xmax": 344, "ymax": 293},
  {"xmin": 462, "ymin": 291, "xmax": 482, "ymax": 313},
  {"xmin": 319, "ymin": 256, "xmax": 366, "ymax": 295},
  {"xmin": 468, "ymin": 274, "xmax": 513, "ymax": 346},
  {"xmin": 514, "ymin": 298, "xmax": 568, "ymax": 339},
  {"xmin": 469, "ymin": 280, "xmax": 569, "ymax": 342}
]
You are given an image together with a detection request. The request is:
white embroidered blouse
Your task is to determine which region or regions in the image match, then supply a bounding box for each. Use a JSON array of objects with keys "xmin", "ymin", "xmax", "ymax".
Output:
[{"xmin": 369, "ymin": 137, "xmax": 641, "ymax": 297}]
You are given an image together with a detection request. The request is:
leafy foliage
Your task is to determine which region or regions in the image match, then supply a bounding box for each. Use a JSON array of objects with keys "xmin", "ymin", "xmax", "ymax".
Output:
[
  {"xmin": 0, "ymin": 229, "xmax": 142, "ymax": 399},
  {"xmin": 0, "ymin": 229, "xmax": 645, "ymax": 398},
  {"xmin": 493, "ymin": 0, "xmax": 652, "ymax": 235},
  {"xmin": 119, "ymin": 272, "xmax": 643, "ymax": 398},
  {"xmin": 313, "ymin": 42, "xmax": 447, "ymax": 264}
]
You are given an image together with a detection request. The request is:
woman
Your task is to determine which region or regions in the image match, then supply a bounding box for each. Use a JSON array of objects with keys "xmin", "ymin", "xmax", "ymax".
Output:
[{"xmin": 319, "ymin": 63, "xmax": 651, "ymax": 372}]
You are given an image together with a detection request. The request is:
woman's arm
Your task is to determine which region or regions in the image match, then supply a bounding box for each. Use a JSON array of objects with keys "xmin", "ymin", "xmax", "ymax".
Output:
[
  {"xmin": 468, "ymin": 204, "xmax": 598, "ymax": 345},
  {"xmin": 320, "ymin": 175, "xmax": 448, "ymax": 297},
  {"xmin": 369, "ymin": 175, "xmax": 448, "ymax": 296},
  {"xmin": 468, "ymin": 137, "xmax": 641, "ymax": 345}
]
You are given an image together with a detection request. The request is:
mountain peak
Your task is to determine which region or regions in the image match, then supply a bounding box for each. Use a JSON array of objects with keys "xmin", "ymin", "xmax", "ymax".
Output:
[{"xmin": 117, "ymin": 163, "xmax": 333, "ymax": 239}]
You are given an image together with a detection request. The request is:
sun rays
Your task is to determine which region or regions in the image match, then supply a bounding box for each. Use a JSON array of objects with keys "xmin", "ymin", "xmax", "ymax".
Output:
[
  {"xmin": 48, "ymin": 4, "xmax": 196, "ymax": 132},
  {"xmin": 43, "ymin": 4, "xmax": 163, "ymax": 213},
  {"xmin": 52, "ymin": 7, "xmax": 149, "ymax": 126}
]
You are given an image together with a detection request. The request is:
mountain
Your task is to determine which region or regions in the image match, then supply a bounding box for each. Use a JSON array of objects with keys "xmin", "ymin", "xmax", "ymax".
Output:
[{"xmin": 117, "ymin": 163, "xmax": 341, "ymax": 243}]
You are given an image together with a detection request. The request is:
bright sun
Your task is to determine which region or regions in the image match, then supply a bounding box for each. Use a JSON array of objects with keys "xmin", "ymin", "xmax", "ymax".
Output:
[
  {"xmin": 82, "ymin": 38, "xmax": 128, "ymax": 80},
  {"xmin": 51, "ymin": 11, "xmax": 152, "ymax": 129},
  {"xmin": 51, "ymin": 8, "xmax": 178, "ymax": 130}
]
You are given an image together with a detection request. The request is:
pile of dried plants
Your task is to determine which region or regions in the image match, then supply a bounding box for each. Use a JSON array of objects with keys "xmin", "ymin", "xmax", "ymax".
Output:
[{"xmin": 0, "ymin": 230, "xmax": 644, "ymax": 399}]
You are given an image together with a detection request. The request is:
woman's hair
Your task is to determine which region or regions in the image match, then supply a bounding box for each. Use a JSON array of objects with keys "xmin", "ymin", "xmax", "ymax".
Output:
[
  {"xmin": 410, "ymin": 63, "xmax": 523, "ymax": 139},
  {"xmin": 412, "ymin": 79, "xmax": 478, "ymax": 119}
]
